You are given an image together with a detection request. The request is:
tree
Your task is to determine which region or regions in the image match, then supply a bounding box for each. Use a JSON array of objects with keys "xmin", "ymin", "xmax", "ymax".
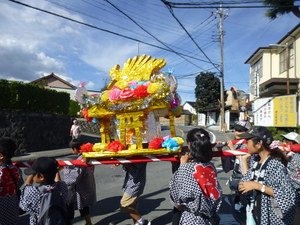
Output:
[
  {"xmin": 68, "ymin": 99, "xmax": 81, "ymax": 117},
  {"xmin": 194, "ymin": 72, "xmax": 220, "ymax": 113},
  {"xmin": 264, "ymin": 0, "xmax": 300, "ymax": 19}
]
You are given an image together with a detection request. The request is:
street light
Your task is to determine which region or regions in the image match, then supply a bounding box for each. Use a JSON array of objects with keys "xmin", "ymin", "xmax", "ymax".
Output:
[{"xmin": 269, "ymin": 43, "xmax": 290, "ymax": 94}]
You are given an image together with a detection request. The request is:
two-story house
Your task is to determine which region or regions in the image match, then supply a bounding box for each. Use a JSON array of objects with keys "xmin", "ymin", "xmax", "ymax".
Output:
[
  {"xmin": 245, "ymin": 23, "xmax": 300, "ymax": 101},
  {"xmin": 245, "ymin": 23, "xmax": 300, "ymax": 127},
  {"xmin": 30, "ymin": 73, "xmax": 100, "ymax": 100}
]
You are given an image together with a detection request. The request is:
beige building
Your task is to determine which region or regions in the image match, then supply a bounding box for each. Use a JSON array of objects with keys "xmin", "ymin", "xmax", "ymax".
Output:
[
  {"xmin": 30, "ymin": 73, "xmax": 100, "ymax": 100},
  {"xmin": 245, "ymin": 23, "xmax": 300, "ymax": 101}
]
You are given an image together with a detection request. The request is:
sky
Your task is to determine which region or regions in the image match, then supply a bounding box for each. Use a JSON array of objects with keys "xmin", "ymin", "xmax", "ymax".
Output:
[{"xmin": 0, "ymin": 0, "xmax": 299, "ymax": 102}]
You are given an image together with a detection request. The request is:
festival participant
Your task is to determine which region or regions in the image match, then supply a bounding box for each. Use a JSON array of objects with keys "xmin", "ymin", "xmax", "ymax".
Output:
[
  {"xmin": 217, "ymin": 120, "xmax": 251, "ymax": 225},
  {"xmin": 238, "ymin": 126, "xmax": 296, "ymax": 225},
  {"xmin": 0, "ymin": 137, "xmax": 24, "ymax": 225},
  {"xmin": 169, "ymin": 128, "xmax": 222, "ymax": 224},
  {"xmin": 170, "ymin": 146, "xmax": 189, "ymax": 225},
  {"xmin": 61, "ymin": 139, "xmax": 96, "ymax": 225},
  {"xmin": 19, "ymin": 157, "xmax": 68, "ymax": 225},
  {"xmin": 280, "ymin": 132, "xmax": 300, "ymax": 225},
  {"xmin": 120, "ymin": 162, "xmax": 150, "ymax": 225},
  {"xmin": 70, "ymin": 119, "xmax": 81, "ymax": 139}
]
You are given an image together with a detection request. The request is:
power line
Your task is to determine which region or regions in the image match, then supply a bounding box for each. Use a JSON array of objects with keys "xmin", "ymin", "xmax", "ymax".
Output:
[
  {"xmin": 104, "ymin": 0, "xmax": 207, "ymax": 70},
  {"xmin": 161, "ymin": 0, "xmax": 300, "ymax": 9},
  {"xmin": 44, "ymin": 0, "xmax": 151, "ymax": 39},
  {"xmin": 84, "ymin": 0, "xmax": 184, "ymax": 36},
  {"xmin": 9, "ymin": 0, "xmax": 214, "ymax": 64},
  {"xmin": 161, "ymin": 0, "xmax": 221, "ymax": 72},
  {"xmin": 155, "ymin": 16, "xmax": 218, "ymax": 64}
]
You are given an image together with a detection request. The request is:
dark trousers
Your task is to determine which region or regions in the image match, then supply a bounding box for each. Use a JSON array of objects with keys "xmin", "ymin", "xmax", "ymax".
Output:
[
  {"xmin": 172, "ymin": 207, "xmax": 182, "ymax": 225},
  {"xmin": 67, "ymin": 204, "xmax": 90, "ymax": 223}
]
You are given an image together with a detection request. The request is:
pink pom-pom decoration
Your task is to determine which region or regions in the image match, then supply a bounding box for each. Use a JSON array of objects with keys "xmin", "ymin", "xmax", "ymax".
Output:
[
  {"xmin": 120, "ymin": 88, "xmax": 134, "ymax": 100},
  {"xmin": 108, "ymin": 88, "xmax": 121, "ymax": 102}
]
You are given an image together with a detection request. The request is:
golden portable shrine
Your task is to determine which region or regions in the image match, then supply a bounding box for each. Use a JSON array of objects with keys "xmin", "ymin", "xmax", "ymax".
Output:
[{"xmin": 75, "ymin": 55, "xmax": 184, "ymax": 159}]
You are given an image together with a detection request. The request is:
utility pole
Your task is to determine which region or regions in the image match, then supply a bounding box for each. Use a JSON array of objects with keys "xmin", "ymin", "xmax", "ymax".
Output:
[
  {"xmin": 137, "ymin": 41, "xmax": 140, "ymax": 56},
  {"xmin": 216, "ymin": 2, "xmax": 227, "ymax": 132}
]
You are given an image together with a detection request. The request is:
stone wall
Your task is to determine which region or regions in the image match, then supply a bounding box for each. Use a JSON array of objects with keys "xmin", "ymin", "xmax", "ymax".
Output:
[
  {"xmin": 76, "ymin": 118, "xmax": 100, "ymax": 135},
  {"xmin": 0, "ymin": 110, "xmax": 71, "ymax": 154}
]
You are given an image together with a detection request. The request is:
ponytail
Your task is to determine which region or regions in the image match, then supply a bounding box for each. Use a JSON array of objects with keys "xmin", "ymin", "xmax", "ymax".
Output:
[
  {"xmin": 186, "ymin": 128, "xmax": 213, "ymax": 163},
  {"xmin": 269, "ymin": 148, "xmax": 288, "ymax": 167}
]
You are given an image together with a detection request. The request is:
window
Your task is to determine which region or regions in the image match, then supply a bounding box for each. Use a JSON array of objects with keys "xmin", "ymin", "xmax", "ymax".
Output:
[
  {"xmin": 280, "ymin": 50, "xmax": 286, "ymax": 73},
  {"xmin": 279, "ymin": 43, "xmax": 294, "ymax": 73},
  {"xmin": 289, "ymin": 43, "xmax": 294, "ymax": 68},
  {"xmin": 250, "ymin": 58, "xmax": 262, "ymax": 96}
]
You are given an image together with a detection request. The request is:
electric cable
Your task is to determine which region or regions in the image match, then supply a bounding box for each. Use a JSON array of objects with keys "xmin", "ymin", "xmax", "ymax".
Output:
[
  {"xmin": 9, "ymin": 0, "xmax": 214, "ymax": 64},
  {"xmin": 104, "ymin": 0, "xmax": 209, "ymax": 70},
  {"xmin": 161, "ymin": 0, "xmax": 221, "ymax": 72}
]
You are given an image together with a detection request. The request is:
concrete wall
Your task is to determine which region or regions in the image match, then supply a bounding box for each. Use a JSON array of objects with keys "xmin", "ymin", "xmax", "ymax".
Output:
[{"xmin": 0, "ymin": 110, "xmax": 71, "ymax": 154}]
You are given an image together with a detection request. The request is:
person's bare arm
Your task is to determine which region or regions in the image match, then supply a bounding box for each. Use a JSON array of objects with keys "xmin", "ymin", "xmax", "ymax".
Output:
[
  {"xmin": 25, "ymin": 174, "xmax": 34, "ymax": 185},
  {"xmin": 241, "ymin": 154, "xmax": 251, "ymax": 175},
  {"xmin": 55, "ymin": 171, "xmax": 61, "ymax": 182},
  {"xmin": 239, "ymin": 181, "xmax": 274, "ymax": 196}
]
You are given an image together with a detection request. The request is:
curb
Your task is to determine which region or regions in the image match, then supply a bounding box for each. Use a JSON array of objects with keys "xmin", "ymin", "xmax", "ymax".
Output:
[{"xmin": 12, "ymin": 148, "xmax": 71, "ymax": 162}]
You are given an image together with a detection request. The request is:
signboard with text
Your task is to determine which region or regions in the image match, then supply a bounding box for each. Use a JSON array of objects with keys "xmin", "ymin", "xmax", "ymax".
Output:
[{"xmin": 253, "ymin": 95, "xmax": 297, "ymax": 127}]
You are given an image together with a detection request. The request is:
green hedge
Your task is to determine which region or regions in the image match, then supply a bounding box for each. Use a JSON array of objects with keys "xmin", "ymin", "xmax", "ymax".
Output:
[
  {"xmin": 268, "ymin": 126, "xmax": 300, "ymax": 141},
  {"xmin": 68, "ymin": 99, "xmax": 81, "ymax": 117},
  {"xmin": 0, "ymin": 79, "xmax": 70, "ymax": 114}
]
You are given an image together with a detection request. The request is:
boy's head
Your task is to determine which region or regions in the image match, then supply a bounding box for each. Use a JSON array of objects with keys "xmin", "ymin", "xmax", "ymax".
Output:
[
  {"xmin": 69, "ymin": 138, "xmax": 82, "ymax": 154},
  {"xmin": 24, "ymin": 157, "xmax": 58, "ymax": 184},
  {"xmin": 0, "ymin": 138, "xmax": 17, "ymax": 162},
  {"xmin": 234, "ymin": 120, "xmax": 251, "ymax": 132},
  {"xmin": 281, "ymin": 132, "xmax": 300, "ymax": 145},
  {"xmin": 233, "ymin": 120, "xmax": 251, "ymax": 139},
  {"xmin": 73, "ymin": 119, "xmax": 78, "ymax": 125}
]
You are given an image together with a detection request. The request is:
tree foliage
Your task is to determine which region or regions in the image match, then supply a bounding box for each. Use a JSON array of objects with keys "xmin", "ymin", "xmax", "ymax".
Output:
[
  {"xmin": 194, "ymin": 72, "xmax": 220, "ymax": 113},
  {"xmin": 264, "ymin": 0, "xmax": 300, "ymax": 19},
  {"xmin": 68, "ymin": 99, "xmax": 81, "ymax": 117}
]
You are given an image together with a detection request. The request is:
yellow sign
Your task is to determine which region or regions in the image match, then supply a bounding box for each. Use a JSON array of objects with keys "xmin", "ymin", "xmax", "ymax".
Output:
[{"xmin": 273, "ymin": 95, "xmax": 297, "ymax": 127}]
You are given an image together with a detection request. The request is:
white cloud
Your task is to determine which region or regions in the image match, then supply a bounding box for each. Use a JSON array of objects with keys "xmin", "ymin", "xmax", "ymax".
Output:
[
  {"xmin": 0, "ymin": 1, "xmax": 86, "ymax": 82},
  {"xmin": 86, "ymin": 81, "xmax": 96, "ymax": 89},
  {"xmin": 0, "ymin": 39, "xmax": 65, "ymax": 81},
  {"xmin": 79, "ymin": 37, "xmax": 138, "ymax": 73}
]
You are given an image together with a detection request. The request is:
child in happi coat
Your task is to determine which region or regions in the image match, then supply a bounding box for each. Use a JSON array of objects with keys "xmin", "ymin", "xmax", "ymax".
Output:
[
  {"xmin": 280, "ymin": 132, "xmax": 300, "ymax": 225},
  {"xmin": 19, "ymin": 157, "xmax": 68, "ymax": 225},
  {"xmin": 120, "ymin": 162, "xmax": 151, "ymax": 225},
  {"xmin": 239, "ymin": 126, "xmax": 296, "ymax": 225},
  {"xmin": 217, "ymin": 120, "xmax": 251, "ymax": 225},
  {"xmin": 62, "ymin": 139, "xmax": 96, "ymax": 225},
  {"xmin": 169, "ymin": 128, "xmax": 222, "ymax": 225},
  {"xmin": 0, "ymin": 137, "xmax": 24, "ymax": 225}
]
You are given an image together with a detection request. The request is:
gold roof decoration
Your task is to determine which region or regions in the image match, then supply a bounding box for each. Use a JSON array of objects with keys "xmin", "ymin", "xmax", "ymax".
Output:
[
  {"xmin": 108, "ymin": 55, "xmax": 166, "ymax": 89},
  {"xmin": 76, "ymin": 54, "xmax": 181, "ymax": 114}
]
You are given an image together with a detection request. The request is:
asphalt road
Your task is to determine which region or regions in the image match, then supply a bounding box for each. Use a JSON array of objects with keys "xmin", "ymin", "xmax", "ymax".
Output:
[{"xmin": 18, "ymin": 126, "xmax": 238, "ymax": 225}]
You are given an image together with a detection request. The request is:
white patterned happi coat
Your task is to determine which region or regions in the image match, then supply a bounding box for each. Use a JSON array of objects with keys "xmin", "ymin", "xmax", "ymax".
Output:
[
  {"xmin": 242, "ymin": 155, "xmax": 296, "ymax": 225},
  {"xmin": 169, "ymin": 161, "xmax": 222, "ymax": 225}
]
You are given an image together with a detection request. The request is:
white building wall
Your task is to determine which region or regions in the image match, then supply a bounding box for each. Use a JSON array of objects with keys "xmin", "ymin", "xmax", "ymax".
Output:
[
  {"xmin": 182, "ymin": 103, "xmax": 197, "ymax": 115},
  {"xmin": 49, "ymin": 87, "xmax": 100, "ymax": 101}
]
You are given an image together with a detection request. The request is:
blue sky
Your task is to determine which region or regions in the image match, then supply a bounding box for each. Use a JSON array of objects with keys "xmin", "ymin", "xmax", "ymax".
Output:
[{"xmin": 0, "ymin": 0, "xmax": 298, "ymax": 102}]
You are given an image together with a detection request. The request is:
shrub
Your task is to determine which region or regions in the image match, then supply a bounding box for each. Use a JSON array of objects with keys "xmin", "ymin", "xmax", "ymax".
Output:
[
  {"xmin": 268, "ymin": 126, "xmax": 300, "ymax": 141},
  {"xmin": 0, "ymin": 79, "xmax": 70, "ymax": 115},
  {"xmin": 69, "ymin": 100, "xmax": 81, "ymax": 117}
]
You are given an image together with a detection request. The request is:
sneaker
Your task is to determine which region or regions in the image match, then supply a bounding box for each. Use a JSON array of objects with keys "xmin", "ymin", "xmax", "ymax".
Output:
[{"xmin": 141, "ymin": 220, "xmax": 151, "ymax": 225}]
